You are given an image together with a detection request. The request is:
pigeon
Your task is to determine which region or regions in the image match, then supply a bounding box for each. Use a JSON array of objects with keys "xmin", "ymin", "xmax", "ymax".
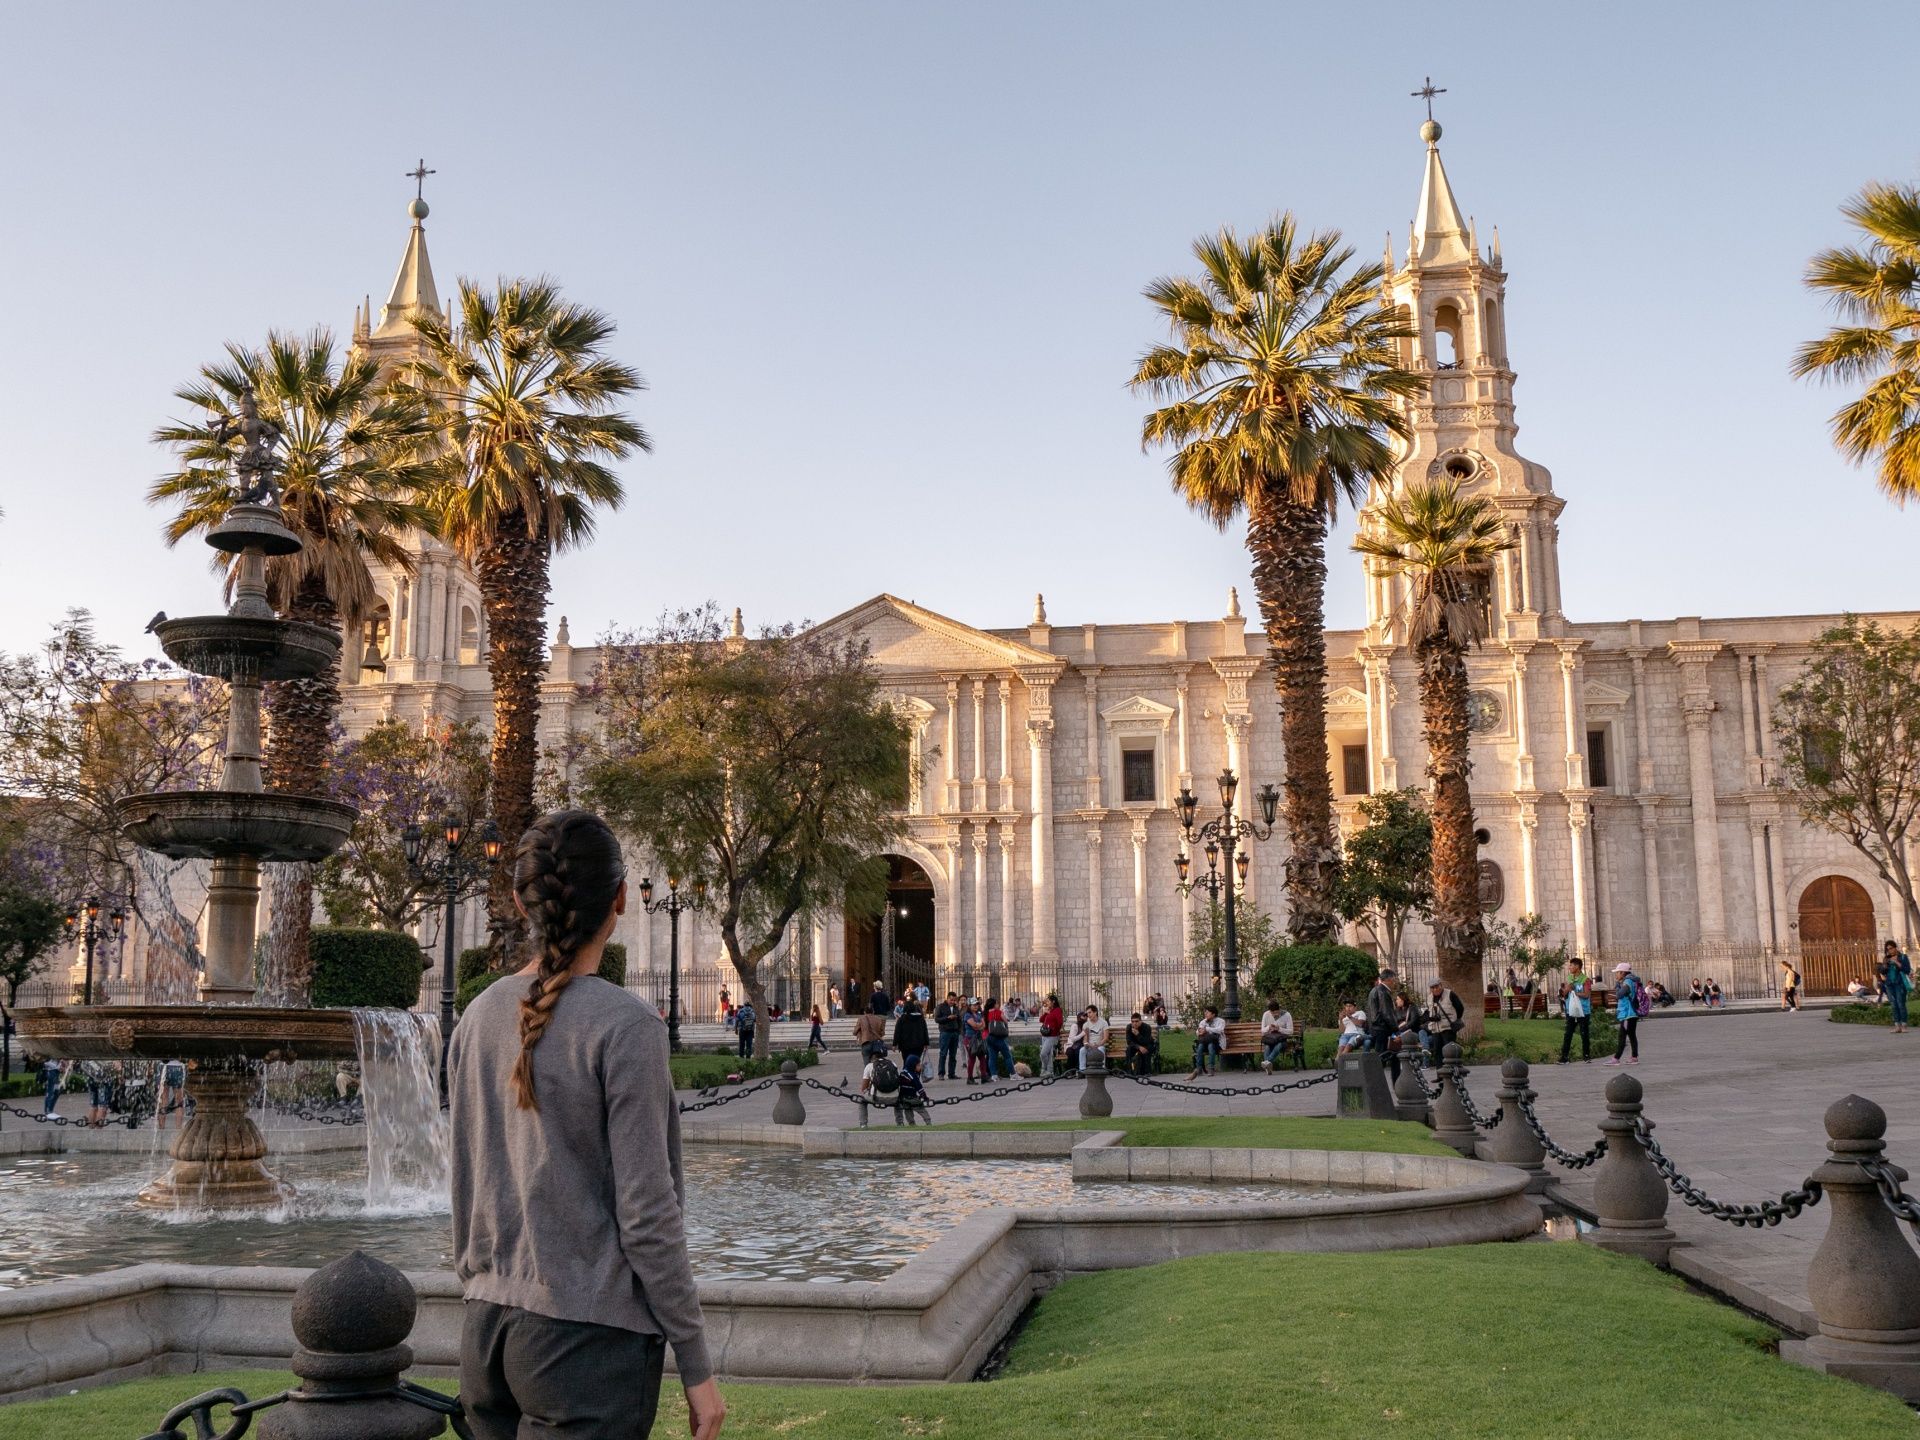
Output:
[
  {"xmin": 144, "ymin": 611, "xmax": 168, "ymax": 634},
  {"xmin": 697, "ymin": 1086, "xmax": 717, "ymax": 1099}
]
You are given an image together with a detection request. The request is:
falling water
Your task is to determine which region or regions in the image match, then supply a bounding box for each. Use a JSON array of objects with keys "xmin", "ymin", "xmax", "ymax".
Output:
[{"xmin": 350, "ymin": 1009, "xmax": 450, "ymax": 1209}]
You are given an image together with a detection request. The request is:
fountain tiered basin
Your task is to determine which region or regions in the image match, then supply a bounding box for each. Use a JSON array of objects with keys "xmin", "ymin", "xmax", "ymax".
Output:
[{"xmin": 119, "ymin": 790, "xmax": 357, "ymax": 862}]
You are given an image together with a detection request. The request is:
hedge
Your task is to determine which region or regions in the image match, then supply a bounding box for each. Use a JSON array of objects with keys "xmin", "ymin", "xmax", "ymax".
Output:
[
  {"xmin": 454, "ymin": 942, "xmax": 628, "ymax": 1015},
  {"xmin": 1252, "ymin": 944, "xmax": 1380, "ymax": 1028},
  {"xmin": 309, "ymin": 927, "xmax": 425, "ymax": 1009},
  {"xmin": 1830, "ymin": 1003, "xmax": 1893, "ymax": 1027}
]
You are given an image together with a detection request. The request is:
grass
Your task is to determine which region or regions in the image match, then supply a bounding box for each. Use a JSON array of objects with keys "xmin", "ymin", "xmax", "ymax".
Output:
[
  {"xmin": 8, "ymin": 1245, "xmax": 1911, "ymax": 1439},
  {"xmin": 939, "ymin": 1114, "xmax": 1454, "ymax": 1155},
  {"xmin": 669, "ymin": 1048, "xmax": 815, "ymax": 1090}
]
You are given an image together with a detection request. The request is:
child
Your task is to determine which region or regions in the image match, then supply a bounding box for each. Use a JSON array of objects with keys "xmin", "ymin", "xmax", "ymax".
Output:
[{"xmin": 895, "ymin": 1052, "xmax": 931, "ymax": 1126}]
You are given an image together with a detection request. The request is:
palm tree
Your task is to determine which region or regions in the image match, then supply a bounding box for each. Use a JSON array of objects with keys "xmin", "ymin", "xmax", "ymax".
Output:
[
  {"xmin": 152, "ymin": 329, "xmax": 434, "ymax": 995},
  {"xmin": 394, "ymin": 278, "xmax": 646, "ymax": 938},
  {"xmin": 1353, "ymin": 479, "xmax": 1512, "ymax": 1034},
  {"xmin": 1794, "ymin": 181, "xmax": 1920, "ymax": 502},
  {"xmin": 1132, "ymin": 219, "xmax": 1422, "ymax": 942}
]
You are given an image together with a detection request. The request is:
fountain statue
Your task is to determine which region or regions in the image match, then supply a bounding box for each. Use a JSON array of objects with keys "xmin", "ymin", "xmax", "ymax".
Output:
[{"xmin": 18, "ymin": 389, "xmax": 384, "ymax": 1208}]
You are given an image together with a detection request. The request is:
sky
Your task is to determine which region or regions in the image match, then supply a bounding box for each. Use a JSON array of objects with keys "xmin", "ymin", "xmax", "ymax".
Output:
[{"xmin": 1, "ymin": 1, "xmax": 1914, "ymax": 660}]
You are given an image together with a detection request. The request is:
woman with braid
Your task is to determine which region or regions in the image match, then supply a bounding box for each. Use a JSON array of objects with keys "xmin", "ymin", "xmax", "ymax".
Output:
[{"xmin": 451, "ymin": 810, "xmax": 726, "ymax": 1439}]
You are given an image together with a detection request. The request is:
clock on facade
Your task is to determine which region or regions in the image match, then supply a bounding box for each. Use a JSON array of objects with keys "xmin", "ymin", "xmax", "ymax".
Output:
[{"xmin": 1467, "ymin": 689, "xmax": 1504, "ymax": 734}]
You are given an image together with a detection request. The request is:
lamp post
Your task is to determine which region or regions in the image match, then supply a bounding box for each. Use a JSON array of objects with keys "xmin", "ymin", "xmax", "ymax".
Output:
[
  {"xmin": 63, "ymin": 896, "xmax": 126, "ymax": 1007},
  {"xmin": 403, "ymin": 816, "xmax": 502, "ymax": 1103},
  {"xmin": 638, "ymin": 876, "xmax": 705, "ymax": 1053},
  {"xmin": 1172, "ymin": 769, "xmax": 1278, "ymax": 1022}
]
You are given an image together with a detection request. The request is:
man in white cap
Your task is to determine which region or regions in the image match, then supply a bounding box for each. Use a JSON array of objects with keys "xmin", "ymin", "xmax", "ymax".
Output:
[{"xmin": 1607, "ymin": 961, "xmax": 1646, "ymax": 1065}]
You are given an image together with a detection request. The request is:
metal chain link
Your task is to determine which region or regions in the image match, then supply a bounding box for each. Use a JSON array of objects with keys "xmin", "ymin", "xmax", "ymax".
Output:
[
  {"xmin": 1450, "ymin": 1067, "xmax": 1503, "ymax": 1130},
  {"xmin": 1857, "ymin": 1155, "xmax": 1920, "ymax": 1237},
  {"xmin": 1, "ymin": 1101, "xmax": 78, "ymax": 1127},
  {"xmin": 1625, "ymin": 1116, "xmax": 1823, "ymax": 1227},
  {"xmin": 802, "ymin": 1072, "xmax": 1069, "ymax": 1108},
  {"xmin": 261, "ymin": 1101, "xmax": 364, "ymax": 1127},
  {"xmin": 1402, "ymin": 1052, "xmax": 1444, "ymax": 1100},
  {"xmin": 676, "ymin": 1075, "xmax": 781, "ymax": 1114},
  {"xmin": 1514, "ymin": 1093, "xmax": 1608, "ymax": 1169},
  {"xmin": 1112, "ymin": 1069, "xmax": 1338, "ymax": 1099},
  {"xmin": 139, "ymin": 1381, "xmax": 473, "ymax": 1440}
]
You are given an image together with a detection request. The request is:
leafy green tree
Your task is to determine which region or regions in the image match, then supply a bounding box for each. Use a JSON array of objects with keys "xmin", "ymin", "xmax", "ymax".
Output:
[
  {"xmin": 0, "ymin": 813, "xmax": 68, "ymax": 1077},
  {"xmin": 1774, "ymin": 616, "xmax": 1920, "ymax": 938},
  {"xmin": 1794, "ymin": 183, "xmax": 1920, "ymax": 502},
  {"xmin": 394, "ymin": 279, "xmax": 647, "ymax": 940},
  {"xmin": 317, "ymin": 719, "xmax": 491, "ymax": 931},
  {"xmin": 151, "ymin": 329, "xmax": 434, "ymax": 997},
  {"xmin": 1185, "ymin": 898, "xmax": 1280, "ymax": 988},
  {"xmin": 580, "ymin": 608, "xmax": 911, "ymax": 1058},
  {"xmin": 1132, "ymin": 219, "xmax": 1422, "ymax": 943},
  {"xmin": 1354, "ymin": 479, "xmax": 1513, "ymax": 1037},
  {"xmin": 1333, "ymin": 788, "xmax": 1433, "ymax": 969}
]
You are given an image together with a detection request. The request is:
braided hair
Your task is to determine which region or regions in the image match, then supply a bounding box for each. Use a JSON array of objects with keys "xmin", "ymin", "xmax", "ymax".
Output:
[{"xmin": 510, "ymin": 810, "xmax": 626, "ymax": 1111}]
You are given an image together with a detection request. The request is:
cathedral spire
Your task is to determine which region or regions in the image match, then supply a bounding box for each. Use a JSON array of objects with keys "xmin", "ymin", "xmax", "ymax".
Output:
[
  {"xmin": 374, "ymin": 168, "xmax": 442, "ymax": 339},
  {"xmin": 1411, "ymin": 119, "xmax": 1473, "ymax": 267}
]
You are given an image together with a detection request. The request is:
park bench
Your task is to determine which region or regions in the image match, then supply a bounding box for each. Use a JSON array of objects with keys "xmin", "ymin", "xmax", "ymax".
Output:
[{"xmin": 1483, "ymin": 988, "xmax": 1613, "ymax": 1018}]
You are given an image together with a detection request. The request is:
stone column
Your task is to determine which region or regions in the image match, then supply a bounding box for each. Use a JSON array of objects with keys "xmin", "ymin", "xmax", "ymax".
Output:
[
  {"xmin": 997, "ymin": 675, "xmax": 1014, "ymax": 810},
  {"xmin": 942, "ymin": 835, "xmax": 962, "ymax": 973},
  {"xmin": 1085, "ymin": 823, "xmax": 1105, "ymax": 969},
  {"xmin": 1174, "ymin": 667, "xmax": 1192, "ymax": 789},
  {"xmin": 1638, "ymin": 801, "xmax": 1665, "ymax": 947},
  {"xmin": 1082, "ymin": 668, "xmax": 1103, "ymax": 808},
  {"xmin": 1782, "ymin": 1094, "xmax": 1920, "ymax": 1401},
  {"xmin": 1130, "ymin": 814, "xmax": 1150, "ymax": 962},
  {"xmin": 1518, "ymin": 800, "xmax": 1539, "ymax": 917},
  {"xmin": 1511, "ymin": 647, "xmax": 1535, "ymax": 792},
  {"xmin": 1028, "ymin": 715, "xmax": 1058, "ymax": 961},
  {"xmin": 1735, "ymin": 650, "xmax": 1764, "ymax": 789},
  {"xmin": 971, "ymin": 676, "xmax": 988, "ymax": 812},
  {"xmin": 1558, "ymin": 645, "xmax": 1586, "ymax": 789},
  {"xmin": 1755, "ymin": 650, "xmax": 1778, "ymax": 779},
  {"xmin": 1672, "ymin": 642, "xmax": 1728, "ymax": 941},
  {"xmin": 1750, "ymin": 823, "xmax": 1775, "ymax": 951},
  {"xmin": 998, "ymin": 826, "xmax": 1015, "ymax": 969},
  {"xmin": 971, "ymin": 830, "xmax": 988, "ymax": 972},
  {"xmin": 943, "ymin": 678, "xmax": 960, "ymax": 812},
  {"xmin": 1568, "ymin": 800, "xmax": 1592, "ymax": 957}
]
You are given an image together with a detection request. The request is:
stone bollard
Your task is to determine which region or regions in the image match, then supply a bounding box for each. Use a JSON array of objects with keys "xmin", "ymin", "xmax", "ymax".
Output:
[
  {"xmin": 1485, "ymin": 1057, "xmax": 1549, "ymax": 1192},
  {"xmin": 1392, "ymin": 1048, "xmax": 1431, "ymax": 1125},
  {"xmin": 1079, "ymin": 1046, "xmax": 1113, "ymax": 1119},
  {"xmin": 1782, "ymin": 1095, "xmax": 1920, "ymax": 1401},
  {"xmin": 1584, "ymin": 1073, "xmax": 1677, "ymax": 1264},
  {"xmin": 1428, "ymin": 1043, "xmax": 1478, "ymax": 1155},
  {"xmin": 257, "ymin": 1250, "xmax": 447, "ymax": 1439},
  {"xmin": 771, "ymin": 1059, "xmax": 806, "ymax": 1126}
]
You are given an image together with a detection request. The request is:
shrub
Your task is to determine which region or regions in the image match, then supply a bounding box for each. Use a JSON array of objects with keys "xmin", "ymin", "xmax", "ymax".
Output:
[
  {"xmin": 1252, "ymin": 944, "xmax": 1379, "ymax": 1028},
  {"xmin": 309, "ymin": 927, "xmax": 426, "ymax": 1009},
  {"xmin": 456, "ymin": 946, "xmax": 493, "ymax": 987},
  {"xmin": 1830, "ymin": 1003, "xmax": 1893, "ymax": 1027},
  {"xmin": 454, "ymin": 942, "xmax": 628, "ymax": 1014},
  {"xmin": 455, "ymin": 970, "xmax": 505, "ymax": 1014}
]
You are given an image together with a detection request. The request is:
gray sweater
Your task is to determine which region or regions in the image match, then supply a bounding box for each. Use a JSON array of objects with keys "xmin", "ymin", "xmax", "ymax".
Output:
[{"xmin": 450, "ymin": 973, "xmax": 711, "ymax": 1386}]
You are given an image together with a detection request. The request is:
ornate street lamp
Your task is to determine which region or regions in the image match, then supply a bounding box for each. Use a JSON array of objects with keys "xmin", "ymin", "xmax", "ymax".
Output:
[
  {"xmin": 63, "ymin": 896, "xmax": 126, "ymax": 1007},
  {"xmin": 639, "ymin": 876, "xmax": 706, "ymax": 1053},
  {"xmin": 1171, "ymin": 769, "xmax": 1278, "ymax": 1021},
  {"xmin": 404, "ymin": 815, "xmax": 502, "ymax": 1102}
]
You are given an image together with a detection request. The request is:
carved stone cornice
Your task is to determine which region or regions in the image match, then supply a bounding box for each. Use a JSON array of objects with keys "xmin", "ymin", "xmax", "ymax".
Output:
[{"xmin": 1667, "ymin": 639, "xmax": 1724, "ymax": 667}]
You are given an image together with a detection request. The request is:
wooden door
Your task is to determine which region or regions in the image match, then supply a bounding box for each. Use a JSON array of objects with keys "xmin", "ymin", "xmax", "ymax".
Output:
[{"xmin": 1797, "ymin": 876, "xmax": 1877, "ymax": 994}]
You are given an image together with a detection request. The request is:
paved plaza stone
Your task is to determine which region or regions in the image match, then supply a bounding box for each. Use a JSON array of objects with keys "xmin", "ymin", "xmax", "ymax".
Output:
[{"xmin": 684, "ymin": 1009, "xmax": 1919, "ymax": 1334}]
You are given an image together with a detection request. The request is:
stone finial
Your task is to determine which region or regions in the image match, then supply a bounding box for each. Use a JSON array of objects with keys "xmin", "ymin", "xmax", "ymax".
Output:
[
  {"xmin": 1500, "ymin": 1055, "xmax": 1528, "ymax": 1083},
  {"xmin": 1226, "ymin": 586, "xmax": 1241, "ymax": 619},
  {"xmin": 1032, "ymin": 592, "xmax": 1047, "ymax": 625},
  {"xmin": 290, "ymin": 1250, "xmax": 415, "ymax": 1357},
  {"xmin": 554, "ymin": 615, "xmax": 571, "ymax": 647},
  {"xmin": 728, "ymin": 606, "xmax": 745, "ymax": 640},
  {"xmin": 1824, "ymin": 1092, "xmax": 1887, "ymax": 1148}
]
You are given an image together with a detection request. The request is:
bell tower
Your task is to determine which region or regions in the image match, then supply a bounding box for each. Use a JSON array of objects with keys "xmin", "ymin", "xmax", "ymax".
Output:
[{"xmin": 1361, "ymin": 111, "xmax": 1565, "ymax": 643}]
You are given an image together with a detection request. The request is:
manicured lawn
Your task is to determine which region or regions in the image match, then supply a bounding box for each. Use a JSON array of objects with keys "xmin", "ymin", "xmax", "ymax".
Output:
[
  {"xmin": 9, "ymin": 1246, "xmax": 1910, "ymax": 1439},
  {"xmin": 669, "ymin": 1048, "xmax": 815, "ymax": 1090},
  {"xmin": 941, "ymin": 1114, "xmax": 1454, "ymax": 1155}
]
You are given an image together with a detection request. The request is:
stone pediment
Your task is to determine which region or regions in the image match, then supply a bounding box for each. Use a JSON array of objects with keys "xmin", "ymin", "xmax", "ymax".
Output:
[
  {"xmin": 810, "ymin": 594, "xmax": 1060, "ymax": 677},
  {"xmin": 1102, "ymin": 694, "xmax": 1176, "ymax": 724},
  {"xmin": 1327, "ymin": 685, "xmax": 1370, "ymax": 715},
  {"xmin": 1584, "ymin": 679, "xmax": 1632, "ymax": 710}
]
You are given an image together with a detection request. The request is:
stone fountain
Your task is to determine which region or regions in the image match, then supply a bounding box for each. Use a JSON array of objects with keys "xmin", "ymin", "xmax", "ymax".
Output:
[{"xmin": 19, "ymin": 388, "xmax": 369, "ymax": 1208}]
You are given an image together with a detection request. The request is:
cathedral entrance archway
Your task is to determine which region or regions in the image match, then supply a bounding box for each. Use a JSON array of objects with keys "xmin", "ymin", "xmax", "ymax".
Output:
[
  {"xmin": 1796, "ymin": 874, "xmax": 1877, "ymax": 995},
  {"xmin": 843, "ymin": 854, "xmax": 936, "ymax": 1000}
]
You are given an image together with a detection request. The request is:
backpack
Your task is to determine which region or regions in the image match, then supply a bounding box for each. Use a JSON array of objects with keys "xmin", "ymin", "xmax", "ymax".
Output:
[
  {"xmin": 989, "ymin": 1017, "xmax": 1009, "ymax": 1040},
  {"xmin": 869, "ymin": 1055, "xmax": 900, "ymax": 1095},
  {"xmin": 1626, "ymin": 977, "xmax": 1651, "ymax": 1018}
]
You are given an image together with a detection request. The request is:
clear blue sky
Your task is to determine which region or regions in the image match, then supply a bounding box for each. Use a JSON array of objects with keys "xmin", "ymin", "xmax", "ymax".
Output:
[{"xmin": 1, "ymin": 1, "xmax": 1911, "ymax": 659}]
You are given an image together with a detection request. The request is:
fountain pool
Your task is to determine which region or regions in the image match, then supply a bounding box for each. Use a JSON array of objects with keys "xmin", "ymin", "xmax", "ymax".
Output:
[{"xmin": 0, "ymin": 1144, "xmax": 1342, "ymax": 1288}]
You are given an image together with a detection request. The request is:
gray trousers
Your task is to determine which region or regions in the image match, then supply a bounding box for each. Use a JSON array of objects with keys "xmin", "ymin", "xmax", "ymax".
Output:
[{"xmin": 462, "ymin": 1300, "xmax": 666, "ymax": 1438}]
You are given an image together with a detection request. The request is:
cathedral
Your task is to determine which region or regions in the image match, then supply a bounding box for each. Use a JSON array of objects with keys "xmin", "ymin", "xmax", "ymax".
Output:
[{"xmin": 286, "ymin": 124, "xmax": 1914, "ymax": 1010}]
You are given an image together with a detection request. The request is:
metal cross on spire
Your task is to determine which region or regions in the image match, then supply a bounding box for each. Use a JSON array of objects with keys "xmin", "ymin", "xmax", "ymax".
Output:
[
  {"xmin": 406, "ymin": 159, "xmax": 436, "ymax": 201},
  {"xmin": 1411, "ymin": 77, "xmax": 1447, "ymax": 121}
]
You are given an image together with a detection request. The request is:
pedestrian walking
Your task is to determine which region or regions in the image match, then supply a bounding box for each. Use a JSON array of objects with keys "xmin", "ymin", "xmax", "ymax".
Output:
[
  {"xmin": 158, "ymin": 1057, "xmax": 188, "ymax": 1128},
  {"xmin": 1779, "ymin": 958, "xmax": 1801, "ymax": 1012},
  {"xmin": 807, "ymin": 1005, "xmax": 825, "ymax": 1050},
  {"xmin": 893, "ymin": 996, "xmax": 930, "ymax": 1074},
  {"xmin": 868, "ymin": 981, "xmax": 892, "ymax": 1017},
  {"xmin": 39, "ymin": 1055, "xmax": 62, "ymax": 1117},
  {"xmin": 984, "ymin": 997, "xmax": 1014, "ymax": 1079},
  {"xmin": 1365, "ymin": 969, "xmax": 1402, "ymax": 1081},
  {"xmin": 716, "ymin": 987, "xmax": 731, "ymax": 1025},
  {"xmin": 734, "ymin": 998, "xmax": 756, "ymax": 1058},
  {"xmin": 83, "ymin": 1061, "xmax": 113, "ymax": 1127},
  {"xmin": 962, "ymin": 1001, "xmax": 989, "ymax": 1084},
  {"xmin": 1606, "ymin": 961, "xmax": 1646, "ymax": 1065},
  {"xmin": 1421, "ymin": 980, "xmax": 1465, "ymax": 1060},
  {"xmin": 1558, "ymin": 958, "xmax": 1593, "ymax": 1064},
  {"xmin": 1036, "ymin": 992, "xmax": 1064, "ymax": 1075},
  {"xmin": 449, "ymin": 810, "xmax": 725, "ymax": 1440},
  {"xmin": 828, "ymin": 984, "xmax": 842, "ymax": 1019},
  {"xmin": 852, "ymin": 1008, "xmax": 887, "ymax": 1061},
  {"xmin": 1884, "ymin": 940, "xmax": 1913, "ymax": 1033}
]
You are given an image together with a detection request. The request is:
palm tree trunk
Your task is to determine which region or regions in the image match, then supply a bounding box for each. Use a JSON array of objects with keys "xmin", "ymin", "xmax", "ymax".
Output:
[
  {"xmin": 476, "ymin": 515, "xmax": 551, "ymax": 950},
  {"xmin": 261, "ymin": 575, "xmax": 339, "ymax": 1004},
  {"xmin": 1418, "ymin": 631, "xmax": 1486, "ymax": 1039},
  {"xmin": 1247, "ymin": 479, "xmax": 1340, "ymax": 942}
]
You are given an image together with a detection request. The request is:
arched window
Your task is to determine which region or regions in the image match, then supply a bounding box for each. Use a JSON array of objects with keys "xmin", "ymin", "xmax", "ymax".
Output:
[
  {"xmin": 459, "ymin": 605, "xmax": 480, "ymax": 665},
  {"xmin": 359, "ymin": 604, "xmax": 391, "ymax": 680},
  {"xmin": 1433, "ymin": 302, "xmax": 1463, "ymax": 369}
]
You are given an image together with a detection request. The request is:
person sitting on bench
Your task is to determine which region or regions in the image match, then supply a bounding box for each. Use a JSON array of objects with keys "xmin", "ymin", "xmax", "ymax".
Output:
[{"xmin": 1259, "ymin": 998, "xmax": 1299, "ymax": 1072}]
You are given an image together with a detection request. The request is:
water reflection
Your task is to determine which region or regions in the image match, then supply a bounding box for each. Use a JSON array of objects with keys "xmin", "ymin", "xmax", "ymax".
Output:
[{"xmin": 0, "ymin": 1145, "xmax": 1328, "ymax": 1287}]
